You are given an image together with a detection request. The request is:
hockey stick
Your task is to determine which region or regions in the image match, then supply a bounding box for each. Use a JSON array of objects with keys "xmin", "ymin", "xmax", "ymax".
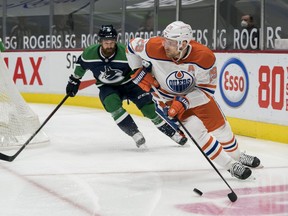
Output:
[
  {"xmin": 151, "ymin": 86, "xmax": 237, "ymax": 202},
  {"xmin": 0, "ymin": 95, "xmax": 69, "ymax": 162}
]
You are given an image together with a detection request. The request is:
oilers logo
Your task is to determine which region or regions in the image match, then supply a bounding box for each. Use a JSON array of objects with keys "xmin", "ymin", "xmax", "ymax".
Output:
[{"xmin": 166, "ymin": 70, "xmax": 194, "ymax": 93}]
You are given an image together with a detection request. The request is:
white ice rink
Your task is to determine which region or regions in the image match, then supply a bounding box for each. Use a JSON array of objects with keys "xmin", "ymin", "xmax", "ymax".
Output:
[{"xmin": 0, "ymin": 103, "xmax": 287, "ymax": 216}]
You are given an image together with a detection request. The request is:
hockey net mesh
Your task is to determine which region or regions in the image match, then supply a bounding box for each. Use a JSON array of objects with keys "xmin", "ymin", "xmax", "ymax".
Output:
[{"xmin": 0, "ymin": 53, "xmax": 49, "ymax": 149}]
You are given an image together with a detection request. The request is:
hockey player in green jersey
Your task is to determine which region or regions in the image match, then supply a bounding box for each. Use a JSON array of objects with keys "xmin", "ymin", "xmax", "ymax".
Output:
[{"xmin": 66, "ymin": 25, "xmax": 187, "ymax": 148}]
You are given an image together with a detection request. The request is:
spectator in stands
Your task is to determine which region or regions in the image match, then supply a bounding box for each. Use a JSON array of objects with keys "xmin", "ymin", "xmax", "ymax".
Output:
[
  {"xmin": 52, "ymin": 15, "xmax": 73, "ymax": 48},
  {"xmin": 240, "ymin": 14, "xmax": 259, "ymax": 49},
  {"xmin": 10, "ymin": 17, "xmax": 32, "ymax": 49},
  {"xmin": 138, "ymin": 12, "xmax": 154, "ymax": 32}
]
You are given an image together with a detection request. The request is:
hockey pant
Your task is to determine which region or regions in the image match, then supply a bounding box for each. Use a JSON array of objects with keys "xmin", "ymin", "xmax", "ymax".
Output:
[{"xmin": 179, "ymin": 92, "xmax": 241, "ymax": 170}]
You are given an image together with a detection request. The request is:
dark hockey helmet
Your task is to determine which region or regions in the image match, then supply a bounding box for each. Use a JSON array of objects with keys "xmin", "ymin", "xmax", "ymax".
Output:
[{"xmin": 98, "ymin": 25, "xmax": 117, "ymax": 40}]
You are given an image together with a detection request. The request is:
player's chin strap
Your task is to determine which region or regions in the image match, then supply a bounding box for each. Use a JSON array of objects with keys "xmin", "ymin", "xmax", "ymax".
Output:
[{"xmin": 151, "ymin": 85, "xmax": 238, "ymax": 203}]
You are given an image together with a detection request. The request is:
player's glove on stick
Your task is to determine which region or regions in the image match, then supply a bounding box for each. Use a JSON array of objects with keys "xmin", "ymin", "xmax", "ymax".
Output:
[
  {"xmin": 131, "ymin": 60, "xmax": 159, "ymax": 92},
  {"xmin": 168, "ymin": 96, "xmax": 190, "ymax": 119},
  {"xmin": 66, "ymin": 74, "xmax": 81, "ymax": 97}
]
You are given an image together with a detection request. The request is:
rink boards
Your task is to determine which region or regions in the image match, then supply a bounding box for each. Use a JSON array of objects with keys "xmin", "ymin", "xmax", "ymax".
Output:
[{"xmin": 1, "ymin": 50, "xmax": 287, "ymax": 144}]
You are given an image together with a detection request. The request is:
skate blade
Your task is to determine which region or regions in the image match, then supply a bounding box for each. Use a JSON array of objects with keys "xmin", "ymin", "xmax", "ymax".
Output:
[
  {"xmin": 138, "ymin": 144, "xmax": 148, "ymax": 150},
  {"xmin": 255, "ymin": 164, "xmax": 264, "ymax": 169},
  {"xmin": 247, "ymin": 174, "xmax": 257, "ymax": 181},
  {"xmin": 178, "ymin": 143, "xmax": 190, "ymax": 148}
]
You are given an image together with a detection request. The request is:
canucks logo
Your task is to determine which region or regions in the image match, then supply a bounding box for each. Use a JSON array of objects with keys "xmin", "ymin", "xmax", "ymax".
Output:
[
  {"xmin": 166, "ymin": 71, "xmax": 194, "ymax": 93},
  {"xmin": 98, "ymin": 66, "xmax": 125, "ymax": 83}
]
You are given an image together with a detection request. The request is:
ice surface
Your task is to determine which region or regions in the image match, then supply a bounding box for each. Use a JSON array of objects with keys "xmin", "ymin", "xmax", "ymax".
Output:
[{"xmin": 0, "ymin": 104, "xmax": 287, "ymax": 216}]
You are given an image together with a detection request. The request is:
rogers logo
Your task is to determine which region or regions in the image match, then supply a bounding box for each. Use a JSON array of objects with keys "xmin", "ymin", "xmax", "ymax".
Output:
[{"xmin": 219, "ymin": 58, "xmax": 249, "ymax": 107}]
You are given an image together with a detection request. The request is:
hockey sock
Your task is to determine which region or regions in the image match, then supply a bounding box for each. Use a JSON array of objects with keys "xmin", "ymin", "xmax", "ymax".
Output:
[
  {"xmin": 139, "ymin": 103, "xmax": 158, "ymax": 119},
  {"xmin": 152, "ymin": 115, "xmax": 176, "ymax": 137},
  {"xmin": 221, "ymin": 136, "xmax": 241, "ymax": 160},
  {"xmin": 112, "ymin": 107, "xmax": 139, "ymax": 136},
  {"xmin": 202, "ymin": 136, "xmax": 234, "ymax": 170},
  {"xmin": 212, "ymin": 123, "xmax": 240, "ymax": 160}
]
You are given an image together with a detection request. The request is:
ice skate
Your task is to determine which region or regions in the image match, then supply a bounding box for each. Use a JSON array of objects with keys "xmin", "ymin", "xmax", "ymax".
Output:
[
  {"xmin": 132, "ymin": 131, "xmax": 146, "ymax": 148},
  {"xmin": 156, "ymin": 121, "xmax": 188, "ymax": 146},
  {"xmin": 239, "ymin": 152, "xmax": 262, "ymax": 168},
  {"xmin": 229, "ymin": 162, "xmax": 252, "ymax": 180},
  {"xmin": 171, "ymin": 131, "xmax": 188, "ymax": 146}
]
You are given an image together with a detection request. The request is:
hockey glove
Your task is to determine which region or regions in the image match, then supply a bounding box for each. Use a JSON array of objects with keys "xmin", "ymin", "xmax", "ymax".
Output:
[
  {"xmin": 66, "ymin": 74, "xmax": 81, "ymax": 97},
  {"xmin": 168, "ymin": 96, "xmax": 190, "ymax": 119},
  {"xmin": 131, "ymin": 60, "xmax": 159, "ymax": 92}
]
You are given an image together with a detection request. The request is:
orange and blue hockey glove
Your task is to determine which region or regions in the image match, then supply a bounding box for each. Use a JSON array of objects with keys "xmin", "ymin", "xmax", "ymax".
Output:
[
  {"xmin": 131, "ymin": 60, "xmax": 159, "ymax": 92},
  {"xmin": 168, "ymin": 96, "xmax": 190, "ymax": 119}
]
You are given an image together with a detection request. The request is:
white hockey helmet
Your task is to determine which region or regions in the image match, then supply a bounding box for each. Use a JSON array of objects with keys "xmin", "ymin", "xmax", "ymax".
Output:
[{"xmin": 163, "ymin": 21, "xmax": 193, "ymax": 51}]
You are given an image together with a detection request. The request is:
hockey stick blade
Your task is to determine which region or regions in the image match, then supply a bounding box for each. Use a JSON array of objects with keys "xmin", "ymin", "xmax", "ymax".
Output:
[
  {"xmin": 0, "ymin": 142, "xmax": 27, "ymax": 162},
  {"xmin": 0, "ymin": 152, "xmax": 15, "ymax": 162},
  {"xmin": 228, "ymin": 192, "xmax": 238, "ymax": 202},
  {"xmin": 0, "ymin": 95, "xmax": 69, "ymax": 162}
]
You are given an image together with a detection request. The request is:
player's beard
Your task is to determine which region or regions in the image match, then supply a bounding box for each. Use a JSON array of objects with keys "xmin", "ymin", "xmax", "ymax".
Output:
[{"xmin": 101, "ymin": 47, "xmax": 116, "ymax": 57}]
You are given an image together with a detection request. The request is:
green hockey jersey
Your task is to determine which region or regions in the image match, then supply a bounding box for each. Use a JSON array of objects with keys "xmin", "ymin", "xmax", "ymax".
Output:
[{"xmin": 74, "ymin": 43, "xmax": 133, "ymax": 86}]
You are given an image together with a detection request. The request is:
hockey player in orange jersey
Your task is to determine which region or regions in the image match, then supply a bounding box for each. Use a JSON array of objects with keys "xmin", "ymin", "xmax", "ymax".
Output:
[{"xmin": 126, "ymin": 21, "xmax": 261, "ymax": 180}]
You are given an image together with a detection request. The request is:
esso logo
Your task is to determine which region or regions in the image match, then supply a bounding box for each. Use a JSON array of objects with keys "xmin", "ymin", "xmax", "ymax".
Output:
[{"xmin": 219, "ymin": 58, "xmax": 249, "ymax": 107}]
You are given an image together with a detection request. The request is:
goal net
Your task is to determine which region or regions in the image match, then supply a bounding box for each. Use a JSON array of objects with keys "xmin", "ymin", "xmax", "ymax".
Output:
[{"xmin": 0, "ymin": 53, "xmax": 49, "ymax": 149}]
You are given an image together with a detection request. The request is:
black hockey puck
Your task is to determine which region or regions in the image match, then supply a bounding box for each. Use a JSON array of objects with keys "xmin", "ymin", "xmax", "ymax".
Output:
[{"xmin": 193, "ymin": 188, "xmax": 203, "ymax": 196}]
